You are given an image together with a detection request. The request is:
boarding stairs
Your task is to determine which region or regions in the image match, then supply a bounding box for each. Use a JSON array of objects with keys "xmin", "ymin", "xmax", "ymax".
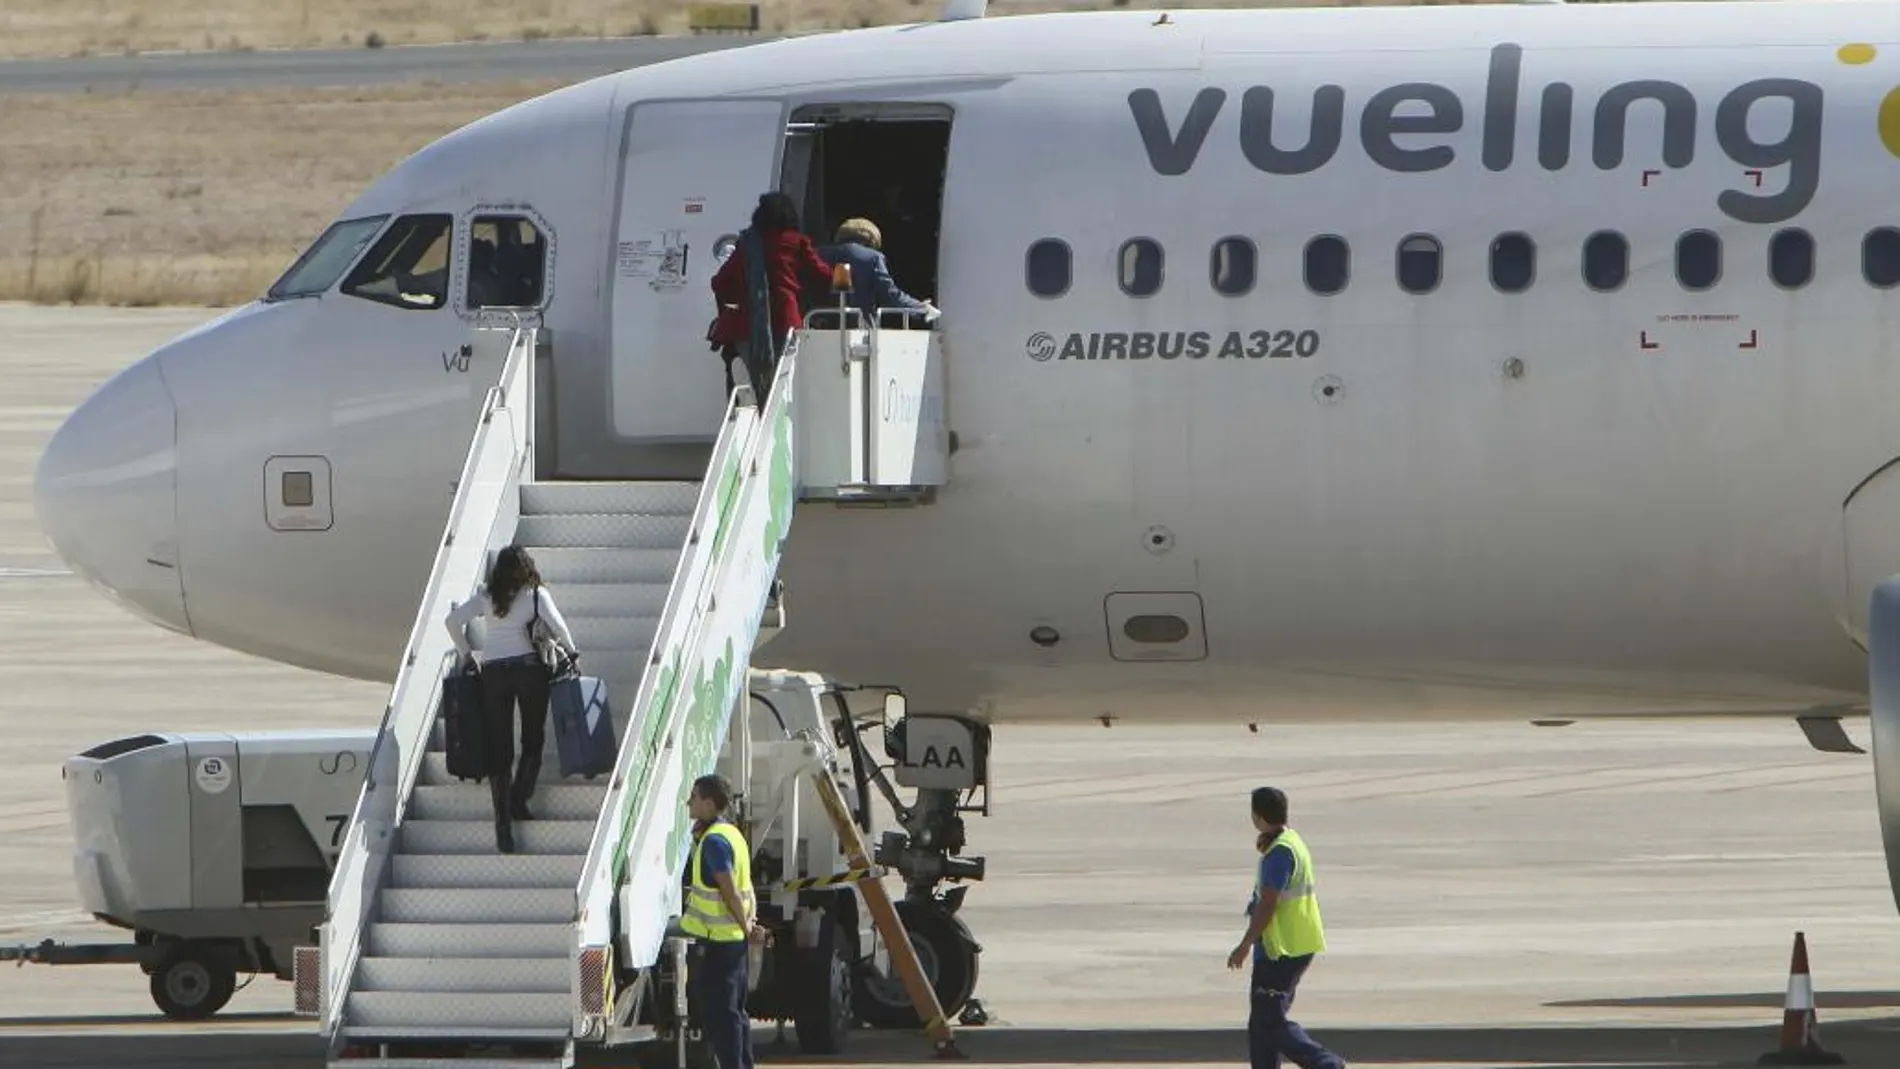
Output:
[{"xmin": 303, "ymin": 311, "xmax": 945, "ymax": 1067}]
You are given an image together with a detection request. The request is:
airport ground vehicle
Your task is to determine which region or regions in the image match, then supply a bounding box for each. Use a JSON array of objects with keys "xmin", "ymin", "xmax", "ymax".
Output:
[{"xmin": 2, "ymin": 729, "xmax": 372, "ymax": 1020}]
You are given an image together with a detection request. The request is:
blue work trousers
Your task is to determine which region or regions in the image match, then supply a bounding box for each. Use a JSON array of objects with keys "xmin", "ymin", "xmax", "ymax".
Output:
[
  {"xmin": 1249, "ymin": 952, "xmax": 1345, "ymax": 1069},
  {"xmin": 693, "ymin": 940, "xmax": 754, "ymax": 1069}
]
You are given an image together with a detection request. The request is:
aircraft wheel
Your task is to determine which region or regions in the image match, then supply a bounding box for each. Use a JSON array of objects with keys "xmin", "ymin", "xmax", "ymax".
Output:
[{"xmin": 853, "ymin": 899, "xmax": 978, "ymax": 1029}]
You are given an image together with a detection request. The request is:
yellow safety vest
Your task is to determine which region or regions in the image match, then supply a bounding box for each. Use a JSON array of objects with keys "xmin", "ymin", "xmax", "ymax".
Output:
[
  {"xmin": 681, "ymin": 821, "xmax": 755, "ymax": 943},
  {"xmin": 1256, "ymin": 827, "xmax": 1326, "ymax": 960}
]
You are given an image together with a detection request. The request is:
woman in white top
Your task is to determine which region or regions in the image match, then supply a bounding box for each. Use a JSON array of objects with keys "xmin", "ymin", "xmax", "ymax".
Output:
[{"xmin": 446, "ymin": 544, "xmax": 579, "ymax": 853}]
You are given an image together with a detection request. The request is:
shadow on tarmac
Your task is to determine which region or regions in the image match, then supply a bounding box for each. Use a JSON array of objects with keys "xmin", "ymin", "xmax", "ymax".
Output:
[
  {"xmin": 0, "ymin": 1026, "xmax": 316, "ymax": 1069},
  {"xmin": 1549, "ymin": 990, "xmax": 1900, "ymax": 1010},
  {"xmin": 10, "ymin": 1020, "xmax": 1900, "ymax": 1069}
]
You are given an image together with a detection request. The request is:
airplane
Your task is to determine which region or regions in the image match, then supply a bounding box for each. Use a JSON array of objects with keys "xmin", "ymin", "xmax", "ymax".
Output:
[{"xmin": 31, "ymin": 0, "xmax": 1900, "ymax": 999}]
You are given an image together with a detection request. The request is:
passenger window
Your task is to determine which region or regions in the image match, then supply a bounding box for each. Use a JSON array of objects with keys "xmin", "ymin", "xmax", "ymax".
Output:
[
  {"xmin": 1026, "ymin": 239, "xmax": 1070, "ymax": 298},
  {"xmin": 341, "ymin": 214, "xmax": 453, "ymax": 310},
  {"xmin": 1490, "ymin": 233, "xmax": 1535, "ymax": 293},
  {"xmin": 1304, "ymin": 236, "xmax": 1349, "ymax": 296},
  {"xmin": 1582, "ymin": 231, "xmax": 1628, "ymax": 292},
  {"xmin": 467, "ymin": 215, "xmax": 548, "ymax": 308},
  {"xmin": 1676, "ymin": 230, "xmax": 1721, "ymax": 291},
  {"xmin": 268, "ymin": 215, "xmax": 388, "ymax": 300},
  {"xmin": 1864, "ymin": 228, "xmax": 1900, "ymax": 289},
  {"xmin": 1118, "ymin": 238, "xmax": 1164, "ymax": 297},
  {"xmin": 1210, "ymin": 237, "xmax": 1256, "ymax": 297},
  {"xmin": 1396, "ymin": 234, "xmax": 1441, "ymax": 295},
  {"xmin": 1769, "ymin": 229, "xmax": 1814, "ymax": 290}
]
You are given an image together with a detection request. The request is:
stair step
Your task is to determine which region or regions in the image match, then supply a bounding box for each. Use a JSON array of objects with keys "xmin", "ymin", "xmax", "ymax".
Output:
[
  {"xmin": 422, "ymin": 723, "xmax": 630, "ymax": 766},
  {"xmin": 531, "ymin": 548, "xmax": 682, "ymax": 585},
  {"xmin": 390, "ymin": 853, "xmax": 583, "ymax": 890},
  {"xmin": 367, "ymin": 923, "xmax": 570, "ymax": 959},
  {"xmin": 522, "ymin": 480, "xmax": 700, "ymax": 517},
  {"xmin": 402, "ymin": 819, "xmax": 594, "ymax": 856},
  {"xmin": 417, "ymin": 750, "xmax": 624, "ymax": 789},
  {"xmin": 599, "ymin": 677, "xmax": 647, "ymax": 711},
  {"xmin": 516, "ymin": 514, "xmax": 691, "ymax": 551},
  {"xmin": 550, "ymin": 582, "xmax": 671, "ymax": 618},
  {"xmin": 338, "ymin": 1026, "xmax": 571, "ymax": 1046},
  {"xmin": 565, "ymin": 615, "xmax": 659, "ymax": 654},
  {"xmin": 410, "ymin": 785, "xmax": 607, "ymax": 823},
  {"xmin": 378, "ymin": 887, "xmax": 575, "ymax": 925},
  {"xmin": 345, "ymin": 990, "xmax": 570, "ymax": 1030},
  {"xmin": 356, "ymin": 955, "xmax": 569, "ymax": 994},
  {"xmin": 330, "ymin": 1059, "xmax": 564, "ymax": 1069}
]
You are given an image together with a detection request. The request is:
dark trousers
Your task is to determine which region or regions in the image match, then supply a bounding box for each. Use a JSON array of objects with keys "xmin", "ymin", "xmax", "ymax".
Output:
[
  {"xmin": 1249, "ymin": 953, "xmax": 1344, "ymax": 1069},
  {"xmin": 729, "ymin": 340, "xmax": 775, "ymax": 406},
  {"xmin": 693, "ymin": 940, "xmax": 753, "ymax": 1069},
  {"xmin": 719, "ymin": 343, "xmax": 743, "ymax": 397},
  {"xmin": 480, "ymin": 654, "xmax": 549, "ymax": 810}
]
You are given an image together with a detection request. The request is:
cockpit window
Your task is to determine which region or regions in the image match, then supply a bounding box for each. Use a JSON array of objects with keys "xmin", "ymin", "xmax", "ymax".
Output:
[
  {"xmin": 341, "ymin": 214, "xmax": 454, "ymax": 310},
  {"xmin": 267, "ymin": 216, "xmax": 388, "ymax": 300},
  {"xmin": 468, "ymin": 215, "xmax": 548, "ymax": 309}
]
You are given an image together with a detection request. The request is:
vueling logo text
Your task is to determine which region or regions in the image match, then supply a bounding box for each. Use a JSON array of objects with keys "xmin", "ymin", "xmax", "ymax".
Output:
[{"xmin": 1126, "ymin": 42, "xmax": 1900, "ymax": 226}]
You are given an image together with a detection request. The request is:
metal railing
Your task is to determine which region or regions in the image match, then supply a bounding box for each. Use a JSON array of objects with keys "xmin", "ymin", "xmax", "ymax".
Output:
[{"xmin": 319, "ymin": 322, "xmax": 537, "ymax": 1039}]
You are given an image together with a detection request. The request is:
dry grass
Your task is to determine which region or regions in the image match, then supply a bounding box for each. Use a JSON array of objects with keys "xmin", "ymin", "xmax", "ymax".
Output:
[
  {"xmin": 0, "ymin": 0, "xmax": 1501, "ymax": 59},
  {"xmin": 0, "ymin": 80, "xmax": 569, "ymax": 307},
  {"xmin": 0, "ymin": 0, "xmax": 1516, "ymax": 306}
]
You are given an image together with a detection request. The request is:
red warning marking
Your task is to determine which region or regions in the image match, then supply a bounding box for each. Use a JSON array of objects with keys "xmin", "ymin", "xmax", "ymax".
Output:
[
  {"xmin": 1641, "ymin": 169, "xmax": 1662, "ymax": 186},
  {"xmin": 1744, "ymin": 169, "xmax": 1764, "ymax": 187},
  {"xmin": 1739, "ymin": 329, "xmax": 1759, "ymax": 350},
  {"xmin": 1640, "ymin": 330, "xmax": 1660, "ymax": 350}
]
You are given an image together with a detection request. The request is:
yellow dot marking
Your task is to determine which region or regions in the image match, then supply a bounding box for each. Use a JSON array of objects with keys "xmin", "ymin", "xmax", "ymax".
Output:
[
  {"xmin": 1881, "ymin": 87, "xmax": 1900, "ymax": 157},
  {"xmin": 1841, "ymin": 43, "xmax": 1878, "ymax": 65}
]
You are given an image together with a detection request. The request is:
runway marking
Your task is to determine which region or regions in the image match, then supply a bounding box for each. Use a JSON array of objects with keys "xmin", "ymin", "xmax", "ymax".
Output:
[{"xmin": 0, "ymin": 568, "xmax": 70, "ymax": 578}]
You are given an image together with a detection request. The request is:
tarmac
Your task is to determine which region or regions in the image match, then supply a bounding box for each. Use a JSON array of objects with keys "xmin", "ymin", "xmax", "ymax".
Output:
[
  {"xmin": 0, "ymin": 36, "xmax": 764, "ymax": 94},
  {"xmin": 7, "ymin": 304, "xmax": 1900, "ymax": 1066}
]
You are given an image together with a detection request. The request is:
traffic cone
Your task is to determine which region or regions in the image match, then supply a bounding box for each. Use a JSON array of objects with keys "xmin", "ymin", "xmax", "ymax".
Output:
[{"xmin": 1758, "ymin": 931, "xmax": 1845, "ymax": 1065}]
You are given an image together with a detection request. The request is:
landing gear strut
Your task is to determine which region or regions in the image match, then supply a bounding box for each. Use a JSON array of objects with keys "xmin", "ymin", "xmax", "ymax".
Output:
[{"xmin": 831, "ymin": 691, "xmax": 991, "ymax": 1030}]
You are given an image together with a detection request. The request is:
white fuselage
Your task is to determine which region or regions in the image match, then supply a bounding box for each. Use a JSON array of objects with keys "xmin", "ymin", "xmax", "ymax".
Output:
[{"xmin": 35, "ymin": 1, "xmax": 1900, "ymax": 724}]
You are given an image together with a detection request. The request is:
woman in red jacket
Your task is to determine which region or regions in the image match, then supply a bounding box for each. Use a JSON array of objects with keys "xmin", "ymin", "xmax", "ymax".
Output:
[{"xmin": 710, "ymin": 192, "xmax": 833, "ymax": 402}]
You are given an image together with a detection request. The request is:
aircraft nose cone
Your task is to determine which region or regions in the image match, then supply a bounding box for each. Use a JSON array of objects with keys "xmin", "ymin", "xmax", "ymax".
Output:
[{"xmin": 34, "ymin": 358, "xmax": 190, "ymax": 636}]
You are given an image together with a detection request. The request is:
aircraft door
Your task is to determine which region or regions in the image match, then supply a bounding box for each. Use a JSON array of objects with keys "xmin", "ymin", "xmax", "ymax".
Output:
[{"xmin": 609, "ymin": 99, "xmax": 788, "ymax": 443}]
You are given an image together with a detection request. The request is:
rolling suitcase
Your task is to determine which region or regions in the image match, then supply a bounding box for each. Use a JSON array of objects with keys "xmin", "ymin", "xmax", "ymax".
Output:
[
  {"xmin": 549, "ymin": 666, "xmax": 616, "ymax": 779},
  {"xmin": 440, "ymin": 658, "xmax": 487, "ymax": 781}
]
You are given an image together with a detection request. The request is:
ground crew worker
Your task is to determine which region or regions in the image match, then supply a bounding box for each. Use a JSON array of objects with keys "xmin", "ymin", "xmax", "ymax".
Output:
[
  {"xmin": 1227, "ymin": 786, "xmax": 1347, "ymax": 1069},
  {"xmin": 681, "ymin": 774, "xmax": 766, "ymax": 1069}
]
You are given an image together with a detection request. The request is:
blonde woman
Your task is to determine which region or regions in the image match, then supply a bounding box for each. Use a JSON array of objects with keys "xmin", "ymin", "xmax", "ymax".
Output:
[{"xmin": 817, "ymin": 217, "xmax": 936, "ymax": 325}]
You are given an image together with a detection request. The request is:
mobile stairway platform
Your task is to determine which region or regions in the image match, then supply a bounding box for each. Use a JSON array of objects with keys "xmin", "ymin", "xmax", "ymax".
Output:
[{"xmin": 300, "ymin": 312, "xmax": 986, "ymax": 1067}]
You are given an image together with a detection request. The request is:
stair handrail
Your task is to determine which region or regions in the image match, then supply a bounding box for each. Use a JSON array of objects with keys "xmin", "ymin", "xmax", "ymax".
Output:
[
  {"xmin": 574, "ymin": 337, "xmax": 801, "ymax": 969},
  {"xmin": 569, "ymin": 376, "xmax": 759, "ymax": 953},
  {"xmin": 319, "ymin": 321, "xmax": 537, "ymax": 1037}
]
